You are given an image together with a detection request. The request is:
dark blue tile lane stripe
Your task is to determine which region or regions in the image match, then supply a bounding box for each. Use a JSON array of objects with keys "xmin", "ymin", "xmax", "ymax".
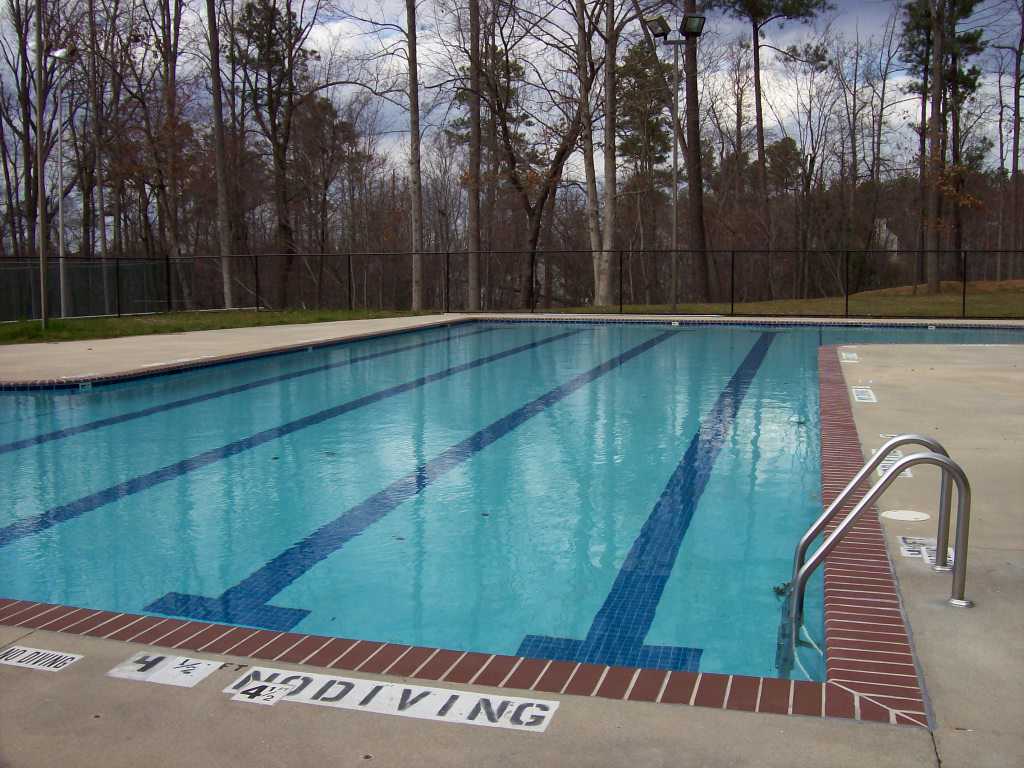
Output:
[
  {"xmin": 0, "ymin": 325, "xmax": 499, "ymax": 456},
  {"xmin": 146, "ymin": 331, "xmax": 677, "ymax": 630},
  {"xmin": 518, "ymin": 332, "xmax": 776, "ymax": 671},
  {"xmin": 0, "ymin": 328, "xmax": 580, "ymax": 550}
]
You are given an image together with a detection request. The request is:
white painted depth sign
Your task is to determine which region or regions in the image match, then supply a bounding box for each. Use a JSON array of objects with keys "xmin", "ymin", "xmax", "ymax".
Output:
[
  {"xmin": 898, "ymin": 535, "xmax": 954, "ymax": 565},
  {"xmin": 851, "ymin": 386, "xmax": 877, "ymax": 403},
  {"xmin": 108, "ymin": 652, "xmax": 221, "ymax": 688},
  {"xmin": 839, "ymin": 350, "xmax": 860, "ymax": 363},
  {"xmin": 872, "ymin": 447, "xmax": 913, "ymax": 478},
  {"xmin": 231, "ymin": 682, "xmax": 295, "ymax": 706},
  {"xmin": 0, "ymin": 645, "xmax": 82, "ymax": 672},
  {"xmin": 225, "ymin": 667, "xmax": 559, "ymax": 733}
]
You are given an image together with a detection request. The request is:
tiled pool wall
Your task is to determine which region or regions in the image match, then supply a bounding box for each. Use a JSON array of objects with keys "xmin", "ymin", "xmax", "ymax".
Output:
[{"xmin": 0, "ymin": 323, "xmax": 933, "ymax": 727}]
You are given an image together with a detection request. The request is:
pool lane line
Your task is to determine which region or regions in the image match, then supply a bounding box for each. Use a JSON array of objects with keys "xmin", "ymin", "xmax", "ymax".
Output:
[
  {"xmin": 0, "ymin": 325, "xmax": 501, "ymax": 456},
  {"xmin": 146, "ymin": 330, "xmax": 678, "ymax": 631},
  {"xmin": 519, "ymin": 332, "xmax": 776, "ymax": 671},
  {"xmin": 0, "ymin": 328, "xmax": 582, "ymax": 550}
]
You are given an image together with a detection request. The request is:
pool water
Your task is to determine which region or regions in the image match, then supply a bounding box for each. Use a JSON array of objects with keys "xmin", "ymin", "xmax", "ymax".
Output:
[{"xmin": 2, "ymin": 321, "xmax": 1020, "ymax": 680}]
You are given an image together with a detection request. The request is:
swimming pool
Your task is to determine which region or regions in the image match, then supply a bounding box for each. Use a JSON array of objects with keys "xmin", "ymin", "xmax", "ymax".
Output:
[{"xmin": 2, "ymin": 320, "xmax": 1021, "ymax": 681}]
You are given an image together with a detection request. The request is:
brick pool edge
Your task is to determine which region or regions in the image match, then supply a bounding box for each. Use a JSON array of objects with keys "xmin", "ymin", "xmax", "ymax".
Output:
[{"xmin": 0, "ymin": 344, "xmax": 928, "ymax": 728}]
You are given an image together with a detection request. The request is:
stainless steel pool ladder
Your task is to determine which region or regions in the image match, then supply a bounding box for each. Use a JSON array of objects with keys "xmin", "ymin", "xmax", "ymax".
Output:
[{"xmin": 787, "ymin": 434, "xmax": 973, "ymax": 656}]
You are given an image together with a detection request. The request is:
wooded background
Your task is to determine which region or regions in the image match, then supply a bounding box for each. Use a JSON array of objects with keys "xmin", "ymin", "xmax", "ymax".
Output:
[{"xmin": 2, "ymin": 0, "xmax": 1023, "ymax": 319}]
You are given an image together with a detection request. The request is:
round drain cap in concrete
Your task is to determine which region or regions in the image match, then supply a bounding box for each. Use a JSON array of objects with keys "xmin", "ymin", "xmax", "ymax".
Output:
[{"xmin": 881, "ymin": 509, "xmax": 931, "ymax": 522}]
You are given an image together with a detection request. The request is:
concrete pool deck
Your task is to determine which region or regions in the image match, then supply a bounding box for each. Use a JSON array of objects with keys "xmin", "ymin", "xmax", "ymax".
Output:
[
  {"xmin": 1, "ymin": 318, "xmax": 1022, "ymax": 766},
  {"xmin": 0, "ymin": 314, "xmax": 463, "ymax": 387},
  {"xmin": 839, "ymin": 343, "xmax": 1024, "ymax": 767}
]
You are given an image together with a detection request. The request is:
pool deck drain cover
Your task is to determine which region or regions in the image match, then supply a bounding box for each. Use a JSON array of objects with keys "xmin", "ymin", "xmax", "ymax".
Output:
[{"xmin": 882, "ymin": 510, "xmax": 931, "ymax": 522}]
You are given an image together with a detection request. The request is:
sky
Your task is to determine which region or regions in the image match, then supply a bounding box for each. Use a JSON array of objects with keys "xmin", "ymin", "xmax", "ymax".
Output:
[{"xmin": 320, "ymin": 0, "xmax": 1016, "ymax": 174}]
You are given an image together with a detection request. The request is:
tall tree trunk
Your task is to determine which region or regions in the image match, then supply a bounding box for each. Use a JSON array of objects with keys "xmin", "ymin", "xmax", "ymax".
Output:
[
  {"xmin": 467, "ymin": 0, "xmax": 481, "ymax": 310},
  {"xmin": 109, "ymin": 63, "xmax": 125, "ymax": 262},
  {"xmin": 734, "ymin": 77, "xmax": 743, "ymax": 216},
  {"xmin": 846, "ymin": 40, "xmax": 859, "ymax": 251},
  {"xmin": 598, "ymin": 0, "xmax": 616, "ymax": 306},
  {"xmin": 751, "ymin": 20, "xmax": 772, "ymax": 250},
  {"xmin": 87, "ymin": 0, "xmax": 111, "ymax": 313},
  {"xmin": 916, "ymin": 28, "xmax": 930, "ymax": 291},
  {"xmin": 684, "ymin": 0, "xmax": 708, "ymax": 301},
  {"xmin": 406, "ymin": 0, "xmax": 424, "ymax": 311},
  {"xmin": 34, "ymin": 0, "xmax": 48, "ymax": 325},
  {"xmin": 206, "ymin": 0, "xmax": 234, "ymax": 308},
  {"xmin": 272, "ymin": 145, "xmax": 295, "ymax": 308},
  {"xmin": 950, "ymin": 51, "xmax": 963, "ymax": 255},
  {"xmin": 575, "ymin": 0, "xmax": 603, "ymax": 301},
  {"xmin": 161, "ymin": 0, "xmax": 191, "ymax": 309},
  {"xmin": 926, "ymin": 0, "xmax": 945, "ymax": 293},
  {"xmin": 1011, "ymin": 8, "xmax": 1023, "ymax": 252}
]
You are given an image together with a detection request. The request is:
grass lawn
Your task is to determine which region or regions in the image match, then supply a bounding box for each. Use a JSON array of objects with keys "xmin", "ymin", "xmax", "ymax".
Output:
[
  {"xmin": 2, "ymin": 280, "xmax": 1019, "ymax": 345},
  {"xmin": 583, "ymin": 280, "xmax": 1024, "ymax": 319},
  {"xmin": 0, "ymin": 309, "xmax": 427, "ymax": 345}
]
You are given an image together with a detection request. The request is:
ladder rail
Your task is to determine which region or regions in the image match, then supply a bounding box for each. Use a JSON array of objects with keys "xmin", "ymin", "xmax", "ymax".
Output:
[
  {"xmin": 788, "ymin": 451, "xmax": 972, "ymax": 656},
  {"xmin": 790, "ymin": 433, "xmax": 952, "ymax": 622}
]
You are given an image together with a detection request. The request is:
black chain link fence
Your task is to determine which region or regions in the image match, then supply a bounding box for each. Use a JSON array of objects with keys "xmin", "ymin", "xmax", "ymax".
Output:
[{"xmin": 2, "ymin": 249, "xmax": 1022, "ymax": 321}]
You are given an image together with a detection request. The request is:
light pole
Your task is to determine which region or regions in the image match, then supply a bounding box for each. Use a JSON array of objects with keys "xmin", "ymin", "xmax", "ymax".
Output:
[
  {"xmin": 644, "ymin": 13, "xmax": 706, "ymax": 312},
  {"xmin": 49, "ymin": 47, "xmax": 76, "ymax": 318}
]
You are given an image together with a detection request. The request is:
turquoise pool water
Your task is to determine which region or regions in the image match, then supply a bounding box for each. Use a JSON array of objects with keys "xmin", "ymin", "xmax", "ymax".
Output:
[{"xmin": 1, "ymin": 321, "xmax": 1020, "ymax": 680}]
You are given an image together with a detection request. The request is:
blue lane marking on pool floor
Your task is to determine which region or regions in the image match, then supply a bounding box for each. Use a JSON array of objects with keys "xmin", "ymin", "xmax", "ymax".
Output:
[
  {"xmin": 0, "ymin": 325, "xmax": 497, "ymax": 456},
  {"xmin": 0, "ymin": 329, "xmax": 579, "ymax": 550},
  {"xmin": 518, "ymin": 332, "xmax": 776, "ymax": 671},
  {"xmin": 146, "ymin": 331, "xmax": 677, "ymax": 631}
]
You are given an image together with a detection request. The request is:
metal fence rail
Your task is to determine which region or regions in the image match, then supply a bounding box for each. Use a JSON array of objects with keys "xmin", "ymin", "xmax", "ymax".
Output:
[{"xmin": 2, "ymin": 249, "xmax": 1022, "ymax": 322}]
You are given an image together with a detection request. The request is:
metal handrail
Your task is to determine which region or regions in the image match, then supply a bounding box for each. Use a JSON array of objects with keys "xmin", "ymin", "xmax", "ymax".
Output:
[
  {"xmin": 788, "ymin": 451, "xmax": 973, "ymax": 655},
  {"xmin": 789, "ymin": 434, "xmax": 952, "ymax": 623}
]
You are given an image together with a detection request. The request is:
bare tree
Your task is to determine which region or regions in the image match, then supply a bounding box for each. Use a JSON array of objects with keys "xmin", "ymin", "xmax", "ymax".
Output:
[
  {"xmin": 206, "ymin": 0, "xmax": 234, "ymax": 307},
  {"xmin": 466, "ymin": 0, "xmax": 481, "ymax": 309},
  {"xmin": 712, "ymin": 0, "xmax": 830, "ymax": 251},
  {"xmin": 406, "ymin": 0, "xmax": 424, "ymax": 310},
  {"xmin": 573, "ymin": 0, "xmax": 604, "ymax": 301},
  {"xmin": 926, "ymin": 0, "xmax": 945, "ymax": 291},
  {"xmin": 683, "ymin": 0, "xmax": 708, "ymax": 300},
  {"xmin": 597, "ymin": 0, "xmax": 618, "ymax": 306}
]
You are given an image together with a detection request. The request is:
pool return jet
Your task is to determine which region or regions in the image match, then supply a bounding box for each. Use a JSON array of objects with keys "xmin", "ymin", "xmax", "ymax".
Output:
[{"xmin": 775, "ymin": 434, "xmax": 973, "ymax": 678}]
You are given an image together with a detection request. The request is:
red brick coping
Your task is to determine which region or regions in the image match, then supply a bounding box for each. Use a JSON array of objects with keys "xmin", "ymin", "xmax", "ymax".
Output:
[
  {"xmin": 0, "ymin": 347, "xmax": 928, "ymax": 727},
  {"xmin": 816, "ymin": 346, "xmax": 929, "ymax": 728}
]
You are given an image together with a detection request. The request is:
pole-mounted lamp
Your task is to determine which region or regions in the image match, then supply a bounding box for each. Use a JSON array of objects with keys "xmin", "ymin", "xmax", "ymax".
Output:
[
  {"xmin": 680, "ymin": 14, "xmax": 706, "ymax": 38},
  {"xmin": 643, "ymin": 15, "xmax": 671, "ymax": 40},
  {"xmin": 645, "ymin": 12, "xmax": 705, "ymax": 311}
]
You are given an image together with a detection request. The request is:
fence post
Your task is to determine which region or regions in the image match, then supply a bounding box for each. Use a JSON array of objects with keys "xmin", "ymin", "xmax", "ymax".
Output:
[
  {"xmin": 530, "ymin": 251, "xmax": 537, "ymax": 313},
  {"xmin": 729, "ymin": 250, "xmax": 735, "ymax": 316},
  {"xmin": 618, "ymin": 249, "xmax": 624, "ymax": 314},
  {"xmin": 844, "ymin": 250, "xmax": 850, "ymax": 317},
  {"xmin": 961, "ymin": 250, "xmax": 967, "ymax": 318},
  {"xmin": 115, "ymin": 255, "xmax": 121, "ymax": 317},
  {"xmin": 165, "ymin": 255, "xmax": 172, "ymax": 313},
  {"xmin": 347, "ymin": 253, "xmax": 354, "ymax": 311},
  {"xmin": 445, "ymin": 250, "xmax": 450, "ymax": 313},
  {"xmin": 254, "ymin": 255, "xmax": 261, "ymax": 312}
]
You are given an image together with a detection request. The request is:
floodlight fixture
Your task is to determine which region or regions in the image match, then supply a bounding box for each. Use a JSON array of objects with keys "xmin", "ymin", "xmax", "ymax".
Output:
[
  {"xmin": 680, "ymin": 14, "xmax": 706, "ymax": 37},
  {"xmin": 644, "ymin": 15, "xmax": 671, "ymax": 40}
]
